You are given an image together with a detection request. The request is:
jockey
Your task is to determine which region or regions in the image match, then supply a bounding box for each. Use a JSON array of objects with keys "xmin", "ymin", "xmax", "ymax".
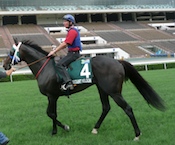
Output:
[{"xmin": 48, "ymin": 14, "xmax": 82, "ymax": 91}]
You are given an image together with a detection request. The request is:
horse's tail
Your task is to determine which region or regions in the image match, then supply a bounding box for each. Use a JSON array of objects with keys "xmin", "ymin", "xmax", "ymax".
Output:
[{"xmin": 119, "ymin": 60, "xmax": 166, "ymax": 111}]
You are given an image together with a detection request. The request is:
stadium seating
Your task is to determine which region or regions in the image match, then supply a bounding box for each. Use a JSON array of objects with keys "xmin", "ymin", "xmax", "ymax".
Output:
[
  {"xmin": 79, "ymin": 22, "xmax": 116, "ymax": 31},
  {"xmin": 1, "ymin": 0, "xmax": 175, "ymax": 59},
  {"xmin": 113, "ymin": 43, "xmax": 147, "ymax": 57},
  {"xmin": 1, "ymin": 21, "xmax": 175, "ymax": 58},
  {"xmin": 6, "ymin": 6, "xmax": 37, "ymax": 11},
  {"xmin": 0, "ymin": 36, "xmax": 6, "ymax": 48},
  {"xmin": 3, "ymin": 4, "xmax": 174, "ymax": 11},
  {"xmin": 154, "ymin": 41, "xmax": 175, "ymax": 53},
  {"xmin": 130, "ymin": 29, "xmax": 175, "ymax": 40},
  {"xmin": 79, "ymin": 5, "xmax": 109, "ymax": 10},
  {"xmin": 6, "ymin": 24, "xmax": 40, "ymax": 34},
  {"xmin": 40, "ymin": 6, "xmax": 77, "ymax": 11}
]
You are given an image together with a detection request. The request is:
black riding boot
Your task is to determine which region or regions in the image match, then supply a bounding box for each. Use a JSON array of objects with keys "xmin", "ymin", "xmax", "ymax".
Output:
[{"xmin": 56, "ymin": 65, "xmax": 74, "ymax": 90}]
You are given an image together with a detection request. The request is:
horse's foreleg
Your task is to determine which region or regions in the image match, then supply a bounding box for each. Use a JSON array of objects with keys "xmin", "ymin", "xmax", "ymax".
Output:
[
  {"xmin": 47, "ymin": 96, "xmax": 58, "ymax": 134},
  {"xmin": 111, "ymin": 93, "xmax": 141, "ymax": 140},
  {"xmin": 92, "ymin": 86, "xmax": 110, "ymax": 134},
  {"xmin": 47, "ymin": 96, "xmax": 69, "ymax": 135}
]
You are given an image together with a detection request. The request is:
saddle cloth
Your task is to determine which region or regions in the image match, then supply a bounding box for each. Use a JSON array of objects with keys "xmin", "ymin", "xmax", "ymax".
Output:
[{"xmin": 55, "ymin": 57, "xmax": 93, "ymax": 84}]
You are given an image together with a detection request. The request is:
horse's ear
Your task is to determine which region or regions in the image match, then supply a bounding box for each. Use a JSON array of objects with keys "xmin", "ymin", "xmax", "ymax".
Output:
[{"xmin": 13, "ymin": 38, "xmax": 18, "ymax": 45}]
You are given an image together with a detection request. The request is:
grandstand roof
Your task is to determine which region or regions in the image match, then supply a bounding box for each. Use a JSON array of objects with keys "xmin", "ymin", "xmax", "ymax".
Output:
[
  {"xmin": 0, "ymin": 0, "xmax": 174, "ymax": 7},
  {"xmin": 1, "ymin": 8, "xmax": 175, "ymax": 16},
  {"xmin": 0, "ymin": 0, "xmax": 175, "ymax": 15}
]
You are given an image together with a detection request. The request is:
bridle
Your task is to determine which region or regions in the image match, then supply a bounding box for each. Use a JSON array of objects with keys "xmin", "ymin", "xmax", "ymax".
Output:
[{"xmin": 9, "ymin": 42, "xmax": 51, "ymax": 79}]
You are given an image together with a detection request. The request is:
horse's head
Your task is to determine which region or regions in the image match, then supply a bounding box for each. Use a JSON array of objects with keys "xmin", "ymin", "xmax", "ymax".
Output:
[
  {"xmin": 3, "ymin": 39, "xmax": 49, "ymax": 70},
  {"xmin": 3, "ymin": 41, "xmax": 22, "ymax": 70}
]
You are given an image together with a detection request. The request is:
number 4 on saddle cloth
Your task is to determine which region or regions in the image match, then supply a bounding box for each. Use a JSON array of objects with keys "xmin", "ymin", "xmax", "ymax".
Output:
[{"xmin": 55, "ymin": 57, "xmax": 92, "ymax": 85}]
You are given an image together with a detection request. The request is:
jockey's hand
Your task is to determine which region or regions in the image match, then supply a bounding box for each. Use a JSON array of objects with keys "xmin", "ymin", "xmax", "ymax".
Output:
[{"xmin": 47, "ymin": 50, "xmax": 55, "ymax": 57}]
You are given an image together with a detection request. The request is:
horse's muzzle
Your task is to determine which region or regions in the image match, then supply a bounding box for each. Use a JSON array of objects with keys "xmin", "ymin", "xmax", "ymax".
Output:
[{"xmin": 3, "ymin": 63, "xmax": 12, "ymax": 70}]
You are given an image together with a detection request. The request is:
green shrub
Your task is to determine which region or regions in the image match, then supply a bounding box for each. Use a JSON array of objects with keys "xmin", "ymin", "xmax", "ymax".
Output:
[
  {"xmin": 134, "ymin": 65, "xmax": 145, "ymax": 71},
  {"xmin": 134, "ymin": 62, "xmax": 175, "ymax": 71},
  {"xmin": 167, "ymin": 62, "xmax": 175, "ymax": 69},
  {"xmin": 0, "ymin": 74, "xmax": 35, "ymax": 82},
  {"xmin": 148, "ymin": 63, "xmax": 164, "ymax": 70}
]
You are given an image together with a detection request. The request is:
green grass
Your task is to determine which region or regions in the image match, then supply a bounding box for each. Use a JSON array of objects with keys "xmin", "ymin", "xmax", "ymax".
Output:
[{"xmin": 0, "ymin": 69, "xmax": 175, "ymax": 145}]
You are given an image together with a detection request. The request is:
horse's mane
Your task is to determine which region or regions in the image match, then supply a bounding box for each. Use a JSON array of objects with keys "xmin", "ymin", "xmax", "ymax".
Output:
[{"xmin": 15, "ymin": 39, "xmax": 49, "ymax": 56}]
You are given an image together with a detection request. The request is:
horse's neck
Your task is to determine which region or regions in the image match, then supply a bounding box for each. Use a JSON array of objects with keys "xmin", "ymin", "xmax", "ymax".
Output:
[
  {"xmin": 30, "ymin": 58, "xmax": 55, "ymax": 77},
  {"xmin": 22, "ymin": 50, "xmax": 46, "ymax": 75},
  {"xmin": 21, "ymin": 46, "xmax": 56, "ymax": 78}
]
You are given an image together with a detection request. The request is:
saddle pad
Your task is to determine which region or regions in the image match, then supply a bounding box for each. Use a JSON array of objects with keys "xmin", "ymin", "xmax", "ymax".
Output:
[{"xmin": 68, "ymin": 58, "xmax": 92, "ymax": 84}]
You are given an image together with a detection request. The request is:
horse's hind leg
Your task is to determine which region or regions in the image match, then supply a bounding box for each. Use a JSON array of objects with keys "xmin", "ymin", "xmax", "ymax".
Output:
[
  {"xmin": 110, "ymin": 93, "xmax": 141, "ymax": 140},
  {"xmin": 92, "ymin": 85, "xmax": 110, "ymax": 134}
]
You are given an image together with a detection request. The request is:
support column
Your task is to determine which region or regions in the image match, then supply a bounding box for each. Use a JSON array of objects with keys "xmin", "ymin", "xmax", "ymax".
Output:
[
  {"xmin": 132, "ymin": 13, "xmax": 137, "ymax": 21},
  {"xmin": 118, "ymin": 13, "xmax": 122, "ymax": 22},
  {"xmin": 103, "ymin": 13, "xmax": 107, "ymax": 22},
  {"xmin": 88, "ymin": 14, "xmax": 92, "ymax": 23},
  {"xmin": 0, "ymin": 16, "xmax": 2, "ymax": 26},
  {"xmin": 18, "ymin": 16, "xmax": 21, "ymax": 25}
]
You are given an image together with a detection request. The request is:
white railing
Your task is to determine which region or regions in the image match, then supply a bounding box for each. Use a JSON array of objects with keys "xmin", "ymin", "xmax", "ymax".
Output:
[
  {"xmin": 127, "ymin": 57, "xmax": 175, "ymax": 71},
  {"xmin": 9, "ymin": 69, "xmax": 32, "ymax": 82},
  {"xmin": 4, "ymin": 57, "xmax": 174, "ymax": 82}
]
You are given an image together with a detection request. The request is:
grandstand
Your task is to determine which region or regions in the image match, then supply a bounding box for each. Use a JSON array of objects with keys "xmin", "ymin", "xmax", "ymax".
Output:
[{"xmin": 0, "ymin": 0, "xmax": 175, "ymax": 63}]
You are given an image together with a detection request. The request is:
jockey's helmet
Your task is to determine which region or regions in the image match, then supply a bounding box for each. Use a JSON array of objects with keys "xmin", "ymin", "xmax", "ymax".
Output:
[{"xmin": 63, "ymin": 14, "xmax": 75, "ymax": 24}]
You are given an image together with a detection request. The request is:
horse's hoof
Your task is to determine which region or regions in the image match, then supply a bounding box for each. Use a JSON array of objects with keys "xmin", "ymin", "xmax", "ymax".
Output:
[
  {"xmin": 133, "ymin": 133, "xmax": 142, "ymax": 141},
  {"xmin": 64, "ymin": 125, "xmax": 70, "ymax": 131},
  {"xmin": 91, "ymin": 128, "xmax": 98, "ymax": 134},
  {"xmin": 52, "ymin": 130, "xmax": 57, "ymax": 135},
  {"xmin": 133, "ymin": 136, "xmax": 139, "ymax": 141}
]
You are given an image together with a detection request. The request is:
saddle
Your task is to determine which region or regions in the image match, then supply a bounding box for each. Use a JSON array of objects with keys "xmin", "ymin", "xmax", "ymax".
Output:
[{"xmin": 54, "ymin": 57, "xmax": 93, "ymax": 84}]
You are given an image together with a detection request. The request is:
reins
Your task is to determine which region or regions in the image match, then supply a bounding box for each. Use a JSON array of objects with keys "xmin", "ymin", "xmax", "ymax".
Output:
[
  {"xmin": 13, "ymin": 56, "xmax": 51, "ymax": 79},
  {"xmin": 14, "ymin": 56, "xmax": 49, "ymax": 70},
  {"xmin": 35, "ymin": 57, "xmax": 51, "ymax": 79}
]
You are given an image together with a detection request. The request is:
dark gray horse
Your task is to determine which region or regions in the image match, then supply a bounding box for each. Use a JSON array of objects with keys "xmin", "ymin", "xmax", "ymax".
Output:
[{"xmin": 3, "ymin": 40, "xmax": 165, "ymax": 141}]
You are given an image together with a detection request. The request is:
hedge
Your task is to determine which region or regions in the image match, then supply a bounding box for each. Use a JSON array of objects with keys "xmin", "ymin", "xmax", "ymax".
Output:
[{"xmin": 1, "ymin": 62, "xmax": 175, "ymax": 82}]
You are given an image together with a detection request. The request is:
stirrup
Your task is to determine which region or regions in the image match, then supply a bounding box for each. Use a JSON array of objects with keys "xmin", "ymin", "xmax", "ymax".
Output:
[
  {"xmin": 61, "ymin": 82, "xmax": 74, "ymax": 91},
  {"xmin": 61, "ymin": 84, "xmax": 67, "ymax": 91}
]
